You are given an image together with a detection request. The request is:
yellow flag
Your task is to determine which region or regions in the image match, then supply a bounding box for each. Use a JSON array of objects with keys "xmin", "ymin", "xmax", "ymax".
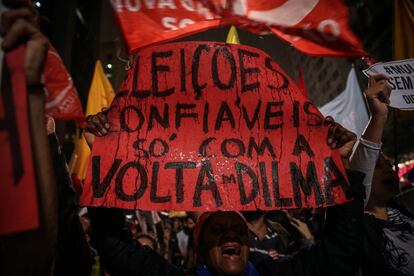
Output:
[
  {"xmin": 69, "ymin": 61, "xmax": 115, "ymax": 181},
  {"xmin": 226, "ymin": 26, "xmax": 240, "ymax": 44},
  {"xmin": 394, "ymin": 0, "xmax": 414, "ymax": 118},
  {"xmin": 394, "ymin": 0, "xmax": 414, "ymax": 59}
]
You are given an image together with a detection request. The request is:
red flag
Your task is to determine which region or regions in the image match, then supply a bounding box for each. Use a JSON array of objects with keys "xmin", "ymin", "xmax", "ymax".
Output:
[
  {"xmin": 111, "ymin": 0, "xmax": 366, "ymax": 57},
  {"xmin": 0, "ymin": 46, "xmax": 39, "ymax": 235},
  {"xmin": 44, "ymin": 45, "xmax": 84, "ymax": 124}
]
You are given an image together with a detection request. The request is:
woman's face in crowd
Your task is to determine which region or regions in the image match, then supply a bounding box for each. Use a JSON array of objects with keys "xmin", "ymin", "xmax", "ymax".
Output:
[{"xmin": 201, "ymin": 212, "xmax": 249, "ymax": 276}]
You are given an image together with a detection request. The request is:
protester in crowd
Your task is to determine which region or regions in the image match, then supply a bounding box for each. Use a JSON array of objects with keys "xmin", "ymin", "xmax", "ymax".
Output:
[
  {"xmin": 285, "ymin": 210, "xmax": 315, "ymax": 247},
  {"xmin": 46, "ymin": 116, "xmax": 94, "ymax": 275},
  {"xmin": 361, "ymin": 157, "xmax": 414, "ymax": 276},
  {"xmin": 0, "ymin": 2, "xmax": 93, "ymax": 275},
  {"xmin": 346, "ymin": 74, "xmax": 414, "ymax": 275},
  {"xmin": 168, "ymin": 218, "xmax": 185, "ymax": 267},
  {"xmin": 265, "ymin": 209, "xmax": 320, "ymax": 253},
  {"xmin": 241, "ymin": 211, "xmax": 291, "ymax": 263},
  {"xmin": 177, "ymin": 215, "xmax": 195, "ymax": 259},
  {"xmin": 160, "ymin": 220, "xmax": 182, "ymax": 264},
  {"xmin": 349, "ymin": 74, "xmax": 393, "ymax": 206},
  {"xmin": 183, "ymin": 213, "xmax": 198, "ymax": 272},
  {"xmin": 135, "ymin": 233, "xmax": 159, "ymax": 251}
]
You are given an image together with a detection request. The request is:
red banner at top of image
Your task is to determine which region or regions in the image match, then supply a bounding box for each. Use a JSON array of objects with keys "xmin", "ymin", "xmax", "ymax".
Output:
[
  {"xmin": 111, "ymin": 0, "xmax": 366, "ymax": 57},
  {"xmin": 80, "ymin": 41, "xmax": 351, "ymax": 211}
]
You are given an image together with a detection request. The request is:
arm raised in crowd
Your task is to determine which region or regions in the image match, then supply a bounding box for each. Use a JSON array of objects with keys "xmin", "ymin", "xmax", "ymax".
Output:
[
  {"xmin": 350, "ymin": 74, "xmax": 391, "ymax": 205},
  {"xmin": 46, "ymin": 116, "xmax": 93, "ymax": 276},
  {"xmin": 256, "ymin": 125, "xmax": 365, "ymax": 276}
]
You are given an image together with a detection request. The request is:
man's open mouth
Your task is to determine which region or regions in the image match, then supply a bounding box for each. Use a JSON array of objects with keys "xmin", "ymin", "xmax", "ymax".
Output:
[{"xmin": 220, "ymin": 243, "xmax": 241, "ymax": 257}]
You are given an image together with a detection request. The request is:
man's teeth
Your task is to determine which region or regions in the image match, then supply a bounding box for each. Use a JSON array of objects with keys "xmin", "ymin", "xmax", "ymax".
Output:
[{"xmin": 222, "ymin": 247, "xmax": 240, "ymax": 255}]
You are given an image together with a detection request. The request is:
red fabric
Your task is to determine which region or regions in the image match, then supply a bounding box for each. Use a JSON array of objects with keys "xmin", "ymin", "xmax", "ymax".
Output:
[
  {"xmin": 112, "ymin": 0, "xmax": 366, "ymax": 57},
  {"xmin": 44, "ymin": 45, "xmax": 84, "ymax": 124},
  {"xmin": 0, "ymin": 46, "xmax": 39, "ymax": 235},
  {"xmin": 80, "ymin": 41, "xmax": 351, "ymax": 211},
  {"xmin": 399, "ymin": 163, "xmax": 414, "ymax": 178}
]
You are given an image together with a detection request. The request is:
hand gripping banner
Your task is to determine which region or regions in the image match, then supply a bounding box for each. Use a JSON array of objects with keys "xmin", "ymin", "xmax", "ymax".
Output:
[{"xmin": 81, "ymin": 42, "xmax": 351, "ymax": 211}]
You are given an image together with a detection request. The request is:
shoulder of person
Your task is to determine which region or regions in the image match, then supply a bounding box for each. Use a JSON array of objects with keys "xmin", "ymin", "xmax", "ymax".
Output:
[{"xmin": 390, "ymin": 189, "xmax": 414, "ymax": 218}]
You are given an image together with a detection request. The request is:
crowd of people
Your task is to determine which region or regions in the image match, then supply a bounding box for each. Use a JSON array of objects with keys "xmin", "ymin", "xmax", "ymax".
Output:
[
  {"xmin": 77, "ymin": 206, "xmax": 325, "ymax": 274},
  {"xmin": 1, "ymin": 1, "xmax": 414, "ymax": 276}
]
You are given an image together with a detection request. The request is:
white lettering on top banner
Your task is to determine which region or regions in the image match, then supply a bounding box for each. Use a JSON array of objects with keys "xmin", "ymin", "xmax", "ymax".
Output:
[{"xmin": 363, "ymin": 58, "xmax": 414, "ymax": 110}]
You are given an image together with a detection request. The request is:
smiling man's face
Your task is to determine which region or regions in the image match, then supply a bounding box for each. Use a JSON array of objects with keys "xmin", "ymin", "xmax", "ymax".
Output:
[{"xmin": 200, "ymin": 212, "xmax": 249, "ymax": 276}]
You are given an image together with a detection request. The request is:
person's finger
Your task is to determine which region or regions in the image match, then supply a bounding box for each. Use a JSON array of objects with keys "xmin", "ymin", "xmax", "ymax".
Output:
[
  {"xmin": 91, "ymin": 115, "xmax": 108, "ymax": 135},
  {"xmin": 86, "ymin": 115, "xmax": 102, "ymax": 134},
  {"xmin": 342, "ymin": 131, "xmax": 356, "ymax": 146},
  {"xmin": 345, "ymin": 131, "xmax": 357, "ymax": 144},
  {"xmin": 92, "ymin": 112, "xmax": 109, "ymax": 135},
  {"xmin": 377, "ymin": 91, "xmax": 388, "ymax": 105},
  {"xmin": 96, "ymin": 112, "xmax": 110, "ymax": 130},
  {"xmin": 291, "ymin": 217, "xmax": 301, "ymax": 224},
  {"xmin": 381, "ymin": 83, "xmax": 392, "ymax": 104},
  {"xmin": 290, "ymin": 218, "xmax": 299, "ymax": 227},
  {"xmin": 325, "ymin": 116, "xmax": 335, "ymax": 145},
  {"xmin": 373, "ymin": 83, "xmax": 391, "ymax": 105},
  {"xmin": 0, "ymin": 8, "xmax": 36, "ymax": 36},
  {"xmin": 87, "ymin": 125, "xmax": 101, "ymax": 137},
  {"xmin": 90, "ymin": 116, "xmax": 104, "ymax": 132},
  {"xmin": 334, "ymin": 125, "xmax": 353, "ymax": 146},
  {"xmin": 332, "ymin": 126, "xmax": 354, "ymax": 149},
  {"xmin": 384, "ymin": 82, "xmax": 392, "ymax": 96},
  {"xmin": 368, "ymin": 75, "xmax": 376, "ymax": 88},
  {"xmin": 327, "ymin": 123, "xmax": 338, "ymax": 146},
  {"xmin": 1, "ymin": 17, "xmax": 41, "ymax": 50},
  {"xmin": 324, "ymin": 116, "xmax": 335, "ymax": 126},
  {"xmin": 24, "ymin": 32, "xmax": 48, "ymax": 85},
  {"xmin": 334, "ymin": 125, "xmax": 347, "ymax": 148},
  {"xmin": 376, "ymin": 80, "xmax": 387, "ymax": 86},
  {"xmin": 371, "ymin": 74, "xmax": 389, "ymax": 83},
  {"xmin": 367, "ymin": 83, "xmax": 390, "ymax": 100}
]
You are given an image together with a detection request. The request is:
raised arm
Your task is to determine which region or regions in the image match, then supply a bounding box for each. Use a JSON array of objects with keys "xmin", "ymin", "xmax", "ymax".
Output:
[
  {"xmin": 350, "ymin": 74, "xmax": 391, "ymax": 206},
  {"xmin": 256, "ymin": 123, "xmax": 365, "ymax": 276},
  {"xmin": 46, "ymin": 116, "xmax": 93, "ymax": 275}
]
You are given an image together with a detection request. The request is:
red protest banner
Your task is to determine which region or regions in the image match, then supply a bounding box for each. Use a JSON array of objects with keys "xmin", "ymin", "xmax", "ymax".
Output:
[
  {"xmin": 44, "ymin": 45, "xmax": 84, "ymax": 124},
  {"xmin": 81, "ymin": 42, "xmax": 351, "ymax": 211},
  {"xmin": 111, "ymin": 0, "xmax": 366, "ymax": 57},
  {"xmin": 0, "ymin": 46, "xmax": 39, "ymax": 235}
]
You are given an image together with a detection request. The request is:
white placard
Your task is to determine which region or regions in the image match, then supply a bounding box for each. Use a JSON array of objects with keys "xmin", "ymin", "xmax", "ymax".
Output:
[{"xmin": 363, "ymin": 58, "xmax": 414, "ymax": 110}]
